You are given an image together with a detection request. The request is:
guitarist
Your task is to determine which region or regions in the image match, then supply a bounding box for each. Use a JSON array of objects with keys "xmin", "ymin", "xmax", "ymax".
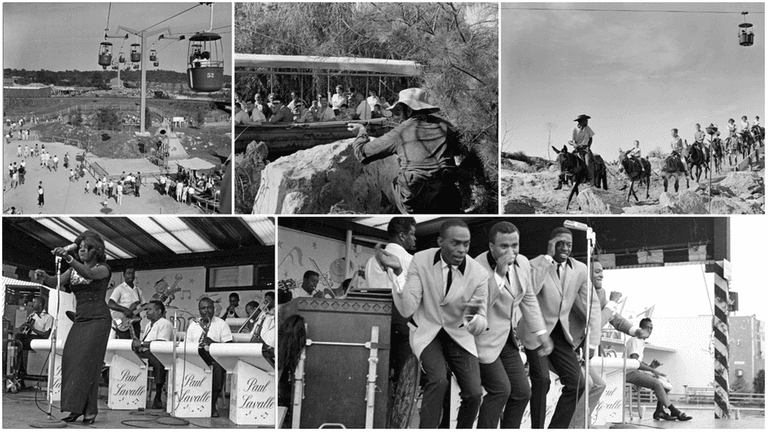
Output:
[
  {"xmin": 14, "ymin": 296, "xmax": 53, "ymax": 379},
  {"xmin": 131, "ymin": 300, "xmax": 173, "ymax": 409},
  {"xmin": 108, "ymin": 267, "xmax": 144, "ymax": 339}
]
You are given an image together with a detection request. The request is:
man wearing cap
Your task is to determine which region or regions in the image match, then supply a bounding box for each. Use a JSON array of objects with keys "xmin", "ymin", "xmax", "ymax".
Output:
[
  {"xmin": 347, "ymin": 88, "xmax": 462, "ymax": 214},
  {"xmin": 565, "ymin": 114, "xmax": 595, "ymax": 185}
]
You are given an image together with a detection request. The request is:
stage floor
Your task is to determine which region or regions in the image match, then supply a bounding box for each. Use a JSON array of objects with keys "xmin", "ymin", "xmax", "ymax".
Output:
[{"xmin": 2, "ymin": 386, "xmax": 270, "ymax": 429}]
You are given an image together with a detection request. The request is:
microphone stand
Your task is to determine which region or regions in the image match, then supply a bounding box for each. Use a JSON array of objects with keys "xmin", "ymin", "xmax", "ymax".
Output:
[
  {"xmin": 583, "ymin": 227, "xmax": 596, "ymax": 429},
  {"xmin": 30, "ymin": 256, "xmax": 66, "ymax": 428}
]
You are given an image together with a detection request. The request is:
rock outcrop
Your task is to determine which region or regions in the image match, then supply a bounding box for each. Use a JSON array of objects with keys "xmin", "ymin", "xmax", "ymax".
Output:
[
  {"xmin": 574, "ymin": 188, "xmax": 626, "ymax": 214},
  {"xmin": 252, "ymin": 138, "xmax": 399, "ymax": 214}
]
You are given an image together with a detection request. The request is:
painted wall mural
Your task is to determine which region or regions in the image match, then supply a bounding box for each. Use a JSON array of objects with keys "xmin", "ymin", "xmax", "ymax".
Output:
[
  {"xmin": 278, "ymin": 228, "xmax": 376, "ymax": 297},
  {"xmin": 108, "ymin": 267, "xmax": 268, "ymax": 332}
]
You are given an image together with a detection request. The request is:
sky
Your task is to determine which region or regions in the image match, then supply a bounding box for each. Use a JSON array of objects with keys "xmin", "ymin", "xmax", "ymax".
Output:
[
  {"xmin": 3, "ymin": 3, "xmax": 232, "ymax": 74},
  {"xmin": 604, "ymin": 216, "xmax": 765, "ymax": 323},
  {"xmin": 500, "ymin": 2, "xmax": 765, "ymax": 161}
]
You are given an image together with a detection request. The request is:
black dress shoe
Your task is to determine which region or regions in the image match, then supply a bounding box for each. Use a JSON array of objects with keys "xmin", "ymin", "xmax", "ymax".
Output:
[
  {"xmin": 653, "ymin": 411, "xmax": 674, "ymax": 421},
  {"xmin": 82, "ymin": 417, "xmax": 96, "ymax": 425},
  {"xmin": 62, "ymin": 413, "xmax": 81, "ymax": 422},
  {"xmin": 674, "ymin": 412, "xmax": 693, "ymax": 421}
]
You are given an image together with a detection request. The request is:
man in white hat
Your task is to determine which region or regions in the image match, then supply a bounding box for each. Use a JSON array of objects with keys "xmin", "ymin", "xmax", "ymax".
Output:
[
  {"xmin": 347, "ymin": 88, "xmax": 461, "ymax": 214},
  {"xmin": 560, "ymin": 114, "xmax": 595, "ymax": 189}
]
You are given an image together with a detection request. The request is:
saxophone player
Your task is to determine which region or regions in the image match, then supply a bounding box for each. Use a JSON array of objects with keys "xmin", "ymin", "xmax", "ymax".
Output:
[{"xmin": 184, "ymin": 297, "xmax": 233, "ymax": 417}]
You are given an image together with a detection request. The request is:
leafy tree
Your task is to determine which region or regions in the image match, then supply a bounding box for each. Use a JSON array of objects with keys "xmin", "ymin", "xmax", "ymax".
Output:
[
  {"xmin": 731, "ymin": 375, "xmax": 750, "ymax": 393},
  {"xmin": 195, "ymin": 107, "xmax": 206, "ymax": 128},
  {"xmin": 95, "ymin": 107, "xmax": 119, "ymax": 131},
  {"xmin": 69, "ymin": 107, "xmax": 83, "ymax": 127},
  {"xmin": 754, "ymin": 370, "xmax": 765, "ymax": 395},
  {"xmin": 234, "ymin": 2, "xmax": 498, "ymax": 212}
]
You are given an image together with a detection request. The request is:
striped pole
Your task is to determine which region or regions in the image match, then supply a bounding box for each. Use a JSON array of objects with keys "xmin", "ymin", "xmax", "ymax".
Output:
[{"xmin": 712, "ymin": 260, "xmax": 730, "ymax": 419}]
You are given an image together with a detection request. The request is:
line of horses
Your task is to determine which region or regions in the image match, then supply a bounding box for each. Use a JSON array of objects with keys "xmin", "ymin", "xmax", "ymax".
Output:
[{"xmin": 553, "ymin": 126, "xmax": 764, "ymax": 210}]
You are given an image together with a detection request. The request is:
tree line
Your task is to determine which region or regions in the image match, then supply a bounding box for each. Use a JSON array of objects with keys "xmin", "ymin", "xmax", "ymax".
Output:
[
  {"xmin": 4, "ymin": 68, "xmax": 231, "ymax": 89},
  {"xmin": 235, "ymin": 2, "xmax": 498, "ymax": 212}
]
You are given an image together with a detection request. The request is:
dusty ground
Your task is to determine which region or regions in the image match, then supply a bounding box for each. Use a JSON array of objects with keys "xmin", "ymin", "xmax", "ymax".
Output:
[
  {"xmin": 501, "ymin": 149, "xmax": 765, "ymax": 214},
  {"xmin": 3, "ymin": 138, "xmax": 206, "ymax": 215}
]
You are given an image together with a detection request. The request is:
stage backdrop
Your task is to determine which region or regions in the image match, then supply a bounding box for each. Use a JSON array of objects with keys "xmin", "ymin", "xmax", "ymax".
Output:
[
  {"xmin": 107, "ymin": 267, "xmax": 268, "ymax": 332},
  {"xmin": 278, "ymin": 228, "xmax": 376, "ymax": 296}
]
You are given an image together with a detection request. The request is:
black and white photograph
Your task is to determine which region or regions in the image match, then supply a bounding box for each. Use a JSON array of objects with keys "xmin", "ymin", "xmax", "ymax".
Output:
[
  {"xmin": 500, "ymin": 3, "xmax": 765, "ymax": 215},
  {"xmin": 234, "ymin": 3, "xmax": 498, "ymax": 215},
  {"xmin": 2, "ymin": 216, "xmax": 275, "ymax": 427},
  {"xmin": 277, "ymin": 216, "xmax": 764, "ymax": 428},
  {"xmin": 3, "ymin": 3, "xmax": 233, "ymax": 215}
]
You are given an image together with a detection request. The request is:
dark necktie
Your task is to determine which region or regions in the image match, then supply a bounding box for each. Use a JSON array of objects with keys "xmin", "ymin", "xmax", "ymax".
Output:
[
  {"xmin": 445, "ymin": 266, "xmax": 453, "ymax": 295},
  {"xmin": 556, "ymin": 263, "xmax": 561, "ymax": 279}
]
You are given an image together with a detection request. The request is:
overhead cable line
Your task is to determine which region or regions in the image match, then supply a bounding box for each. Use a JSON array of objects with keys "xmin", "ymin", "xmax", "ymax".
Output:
[
  {"xmin": 501, "ymin": 6, "xmax": 765, "ymax": 14},
  {"xmin": 141, "ymin": 4, "xmax": 202, "ymax": 33}
]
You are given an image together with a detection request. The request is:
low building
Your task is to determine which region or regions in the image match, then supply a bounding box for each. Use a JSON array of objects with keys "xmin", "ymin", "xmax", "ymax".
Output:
[{"xmin": 3, "ymin": 85, "xmax": 52, "ymax": 98}]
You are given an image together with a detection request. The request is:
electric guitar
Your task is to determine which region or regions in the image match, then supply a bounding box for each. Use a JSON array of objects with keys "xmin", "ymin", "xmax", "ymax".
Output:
[
  {"xmin": 112, "ymin": 301, "xmax": 148, "ymax": 332},
  {"xmin": 19, "ymin": 313, "xmax": 35, "ymax": 336}
]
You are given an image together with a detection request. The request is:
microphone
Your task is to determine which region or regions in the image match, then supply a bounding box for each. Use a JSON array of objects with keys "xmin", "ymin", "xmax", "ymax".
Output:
[
  {"xmin": 51, "ymin": 243, "xmax": 77, "ymax": 254},
  {"xmin": 564, "ymin": 220, "xmax": 589, "ymax": 232}
]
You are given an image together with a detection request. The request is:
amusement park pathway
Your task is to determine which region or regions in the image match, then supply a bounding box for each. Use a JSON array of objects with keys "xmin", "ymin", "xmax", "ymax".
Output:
[{"xmin": 3, "ymin": 138, "xmax": 204, "ymax": 215}]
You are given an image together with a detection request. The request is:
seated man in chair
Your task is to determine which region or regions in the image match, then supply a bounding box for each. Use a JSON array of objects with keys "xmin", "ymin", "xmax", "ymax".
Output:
[
  {"xmin": 131, "ymin": 300, "xmax": 174, "ymax": 409},
  {"xmin": 14, "ymin": 296, "xmax": 53, "ymax": 379},
  {"xmin": 625, "ymin": 318, "xmax": 692, "ymax": 422}
]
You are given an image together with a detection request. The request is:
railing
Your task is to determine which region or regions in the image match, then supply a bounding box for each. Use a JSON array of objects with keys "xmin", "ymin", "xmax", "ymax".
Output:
[{"xmin": 684, "ymin": 386, "xmax": 765, "ymax": 407}]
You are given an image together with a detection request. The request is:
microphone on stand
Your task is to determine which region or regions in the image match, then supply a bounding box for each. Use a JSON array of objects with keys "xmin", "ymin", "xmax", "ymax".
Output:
[
  {"xmin": 564, "ymin": 220, "xmax": 589, "ymax": 232},
  {"xmin": 50, "ymin": 243, "xmax": 77, "ymax": 255}
]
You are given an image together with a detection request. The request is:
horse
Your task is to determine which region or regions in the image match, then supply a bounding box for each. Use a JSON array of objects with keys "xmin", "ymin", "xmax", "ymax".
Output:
[
  {"xmin": 660, "ymin": 153, "xmax": 690, "ymax": 192},
  {"xmin": 739, "ymin": 130, "xmax": 754, "ymax": 159},
  {"xmin": 685, "ymin": 143, "xmax": 709, "ymax": 182},
  {"xmin": 617, "ymin": 150, "xmax": 651, "ymax": 202},
  {"xmin": 710, "ymin": 138, "xmax": 724, "ymax": 174},
  {"xmin": 552, "ymin": 145, "xmax": 607, "ymax": 210},
  {"xmin": 751, "ymin": 124, "xmax": 765, "ymax": 148},
  {"xmin": 591, "ymin": 154, "xmax": 609, "ymax": 190}
]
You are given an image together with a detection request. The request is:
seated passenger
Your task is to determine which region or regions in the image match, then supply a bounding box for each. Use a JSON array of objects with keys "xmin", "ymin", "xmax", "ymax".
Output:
[
  {"xmin": 269, "ymin": 96, "xmax": 294, "ymax": 124},
  {"xmin": 292, "ymin": 101, "xmax": 313, "ymax": 123},
  {"xmin": 310, "ymin": 96, "xmax": 336, "ymax": 122},
  {"xmin": 626, "ymin": 318, "xmax": 692, "ymax": 421}
]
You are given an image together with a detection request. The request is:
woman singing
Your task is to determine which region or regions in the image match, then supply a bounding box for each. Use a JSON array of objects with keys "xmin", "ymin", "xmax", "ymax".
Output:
[{"xmin": 34, "ymin": 231, "xmax": 112, "ymax": 424}]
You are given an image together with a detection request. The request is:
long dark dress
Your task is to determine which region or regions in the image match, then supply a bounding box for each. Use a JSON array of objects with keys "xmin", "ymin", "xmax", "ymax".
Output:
[{"xmin": 60, "ymin": 264, "xmax": 112, "ymax": 415}]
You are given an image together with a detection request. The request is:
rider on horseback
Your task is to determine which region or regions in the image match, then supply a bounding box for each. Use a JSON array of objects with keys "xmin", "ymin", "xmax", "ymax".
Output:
[
  {"xmin": 693, "ymin": 123, "xmax": 706, "ymax": 149},
  {"xmin": 569, "ymin": 114, "xmax": 594, "ymax": 180},
  {"xmin": 669, "ymin": 128, "xmax": 688, "ymax": 174},
  {"xmin": 629, "ymin": 140, "xmax": 645, "ymax": 175}
]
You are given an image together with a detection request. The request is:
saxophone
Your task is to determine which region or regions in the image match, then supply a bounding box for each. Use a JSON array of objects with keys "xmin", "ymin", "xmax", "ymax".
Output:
[
  {"xmin": 198, "ymin": 317, "xmax": 211, "ymax": 350},
  {"xmin": 197, "ymin": 317, "xmax": 215, "ymax": 367}
]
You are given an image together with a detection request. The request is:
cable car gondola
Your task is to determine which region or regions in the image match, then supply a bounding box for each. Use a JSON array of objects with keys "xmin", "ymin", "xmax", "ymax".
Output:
[
  {"xmin": 187, "ymin": 32, "xmax": 224, "ymax": 92},
  {"xmin": 130, "ymin": 43, "xmax": 141, "ymax": 62},
  {"xmin": 150, "ymin": 49, "xmax": 157, "ymax": 62},
  {"xmin": 98, "ymin": 41, "xmax": 113, "ymax": 69},
  {"xmin": 739, "ymin": 12, "xmax": 755, "ymax": 47},
  {"xmin": 118, "ymin": 51, "xmax": 126, "ymax": 63}
]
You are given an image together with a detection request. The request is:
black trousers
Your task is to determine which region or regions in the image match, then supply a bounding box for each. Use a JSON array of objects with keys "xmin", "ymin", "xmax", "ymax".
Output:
[
  {"xmin": 13, "ymin": 333, "xmax": 43, "ymax": 375},
  {"xmin": 137, "ymin": 351, "xmax": 167, "ymax": 400},
  {"xmin": 525, "ymin": 322, "xmax": 585, "ymax": 429},
  {"xmin": 478, "ymin": 331, "xmax": 531, "ymax": 428},
  {"xmin": 419, "ymin": 329, "xmax": 482, "ymax": 428}
]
